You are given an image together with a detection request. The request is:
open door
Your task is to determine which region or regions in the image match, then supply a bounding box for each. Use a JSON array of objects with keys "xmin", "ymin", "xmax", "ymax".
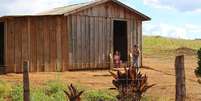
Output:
[
  {"xmin": 0, "ymin": 22, "xmax": 5, "ymax": 66},
  {"xmin": 113, "ymin": 20, "xmax": 128, "ymax": 62}
]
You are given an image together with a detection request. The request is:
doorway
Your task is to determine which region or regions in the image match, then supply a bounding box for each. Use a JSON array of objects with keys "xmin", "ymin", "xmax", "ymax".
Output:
[
  {"xmin": 0, "ymin": 22, "xmax": 5, "ymax": 66},
  {"xmin": 113, "ymin": 20, "xmax": 128, "ymax": 62}
]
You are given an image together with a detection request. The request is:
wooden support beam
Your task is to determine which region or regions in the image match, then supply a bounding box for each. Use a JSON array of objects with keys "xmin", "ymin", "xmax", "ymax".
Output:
[
  {"xmin": 175, "ymin": 55, "xmax": 186, "ymax": 101},
  {"xmin": 23, "ymin": 61, "xmax": 30, "ymax": 101}
]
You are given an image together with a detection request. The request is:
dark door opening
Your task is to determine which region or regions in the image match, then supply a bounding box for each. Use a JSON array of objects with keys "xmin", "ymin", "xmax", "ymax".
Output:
[
  {"xmin": 0, "ymin": 22, "xmax": 5, "ymax": 66},
  {"xmin": 113, "ymin": 20, "xmax": 128, "ymax": 62}
]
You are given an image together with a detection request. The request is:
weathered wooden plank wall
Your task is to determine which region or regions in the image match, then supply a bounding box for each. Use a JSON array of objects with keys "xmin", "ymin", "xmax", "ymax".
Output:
[
  {"xmin": 67, "ymin": 1, "xmax": 143, "ymax": 69},
  {"xmin": 4, "ymin": 1, "xmax": 144, "ymax": 72},
  {"xmin": 5, "ymin": 16, "xmax": 68, "ymax": 73}
]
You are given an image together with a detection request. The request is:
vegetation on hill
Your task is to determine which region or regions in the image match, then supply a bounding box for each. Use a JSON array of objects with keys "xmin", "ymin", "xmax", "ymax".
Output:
[
  {"xmin": 195, "ymin": 48, "xmax": 201, "ymax": 77},
  {"xmin": 143, "ymin": 36, "xmax": 201, "ymax": 56}
]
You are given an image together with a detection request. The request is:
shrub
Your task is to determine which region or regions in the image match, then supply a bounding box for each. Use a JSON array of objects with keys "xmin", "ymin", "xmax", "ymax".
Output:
[
  {"xmin": 0, "ymin": 80, "xmax": 11, "ymax": 99},
  {"xmin": 195, "ymin": 48, "xmax": 201, "ymax": 77},
  {"xmin": 31, "ymin": 89, "xmax": 50, "ymax": 101},
  {"xmin": 44, "ymin": 80, "xmax": 66, "ymax": 101},
  {"xmin": 11, "ymin": 84, "xmax": 23, "ymax": 101},
  {"xmin": 45, "ymin": 80, "xmax": 65, "ymax": 96}
]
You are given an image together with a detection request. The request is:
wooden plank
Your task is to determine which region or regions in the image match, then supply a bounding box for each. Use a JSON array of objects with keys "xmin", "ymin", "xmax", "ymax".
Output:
[
  {"xmin": 4, "ymin": 19, "xmax": 7, "ymax": 72},
  {"xmin": 89, "ymin": 17, "xmax": 94, "ymax": 69},
  {"xmin": 114, "ymin": 4, "xmax": 119, "ymax": 18},
  {"xmin": 133, "ymin": 17, "xmax": 136, "ymax": 45},
  {"xmin": 49, "ymin": 17, "xmax": 57, "ymax": 72},
  {"xmin": 56, "ymin": 16, "xmax": 62, "ymax": 71},
  {"xmin": 137, "ymin": 20, "xmax": 141, "ymax": 66},
  {"xmin": 110, "ymin": 3, "xmax": 115, "ymax": 18},
  {"xmin": 102, "ymin": 17, "xmax": 107, "ymax": 68},
  {"xmin": 6, "ymin": 19, "xmax": 15, "ymax": 72},
  {"xmin": 77, "ymin": 15, "xmax": 81, "ymax": 70},
  {"xmin": 81, "ymin": 16, "xmax": 85, "ymax": 69},
  {"xmin": 43, "ymin": 16, "xmax": 50, "ymax": 72},
  {"xmin": 62, "ymin": 16, "xmax": 68, "ymax": 71},
  {"xmin": 99, "ymin": 17, "xmax": 104, "ymax": 68},
  {"xmin": 127, "ymin": 16, "xmax": 131, "ymax": 58},
  {"xmin": 37, "ymin": 17, "xmax": 44, "ymax": 72},
  {"xmin": 68, "ymin": 16, "xmax": 73, "ymax": 70},
  {"xmin": 110, "ymin": 18, "xmax": 113, "ymax": 66},
  {"xmin": 130, "ymin": 19, "xmax": 133, "ymax": 49},
  {"xmin": 97, "ymin": 17, "xmax": 101, "ymax": 68},
  {"xmin": 14, "ymin": 18, "xmax": 23, "ymax": 73},
  {"xmin": 106, "ymin": 18, "xmax": 111, "ymax": 68},
  {"xmin": 21, "ymin": 18, "xmax": 29, "ymax": 72},
  {"xmin": 85, "ymin": 16, "xmax": 90, "ymax": 69},
  {"xmin": 27, "ymin": 17, "xmax": 31, "ymax": 72},
  {"xmin": 23, "ymin": 61, "xmax": 30, "ymax": 101},
  {"xmin": 30, "ymin": 17, "xmax": 37, "ymax": 72},
  {"xmin": 175, "ymin": 55, "xmax": 186, "ymax": 101},
  {"xmin": 71, "ymin": 15, "xmax": 76, "ymax": 70},
  {"xmin": 139, "ymin": 21, "xmax": 143, "ymax": 66},
  {"xmin": 94, "ymin": 17, "xmax": 99, "ymax": 68}
]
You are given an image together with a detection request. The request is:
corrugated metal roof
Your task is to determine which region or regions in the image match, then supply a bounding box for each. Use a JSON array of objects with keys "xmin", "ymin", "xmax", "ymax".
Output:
[
  {"xmin": 38, "ymin": 1, "xmax": 96, "ymax": 15},
  {"xmin": 0, "ymin": 0, "xmax": 151, "ymax": 21}
]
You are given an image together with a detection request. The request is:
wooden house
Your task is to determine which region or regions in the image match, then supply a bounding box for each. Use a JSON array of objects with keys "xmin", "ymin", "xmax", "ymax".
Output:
[{"xmin": 0, "ymin": 0, "xmax": 150, "ymax": 73}]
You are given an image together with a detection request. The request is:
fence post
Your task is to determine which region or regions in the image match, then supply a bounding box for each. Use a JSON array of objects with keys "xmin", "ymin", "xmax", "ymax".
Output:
[
  {"xmin": 23, "ymin": 61, "xmax": 30, "ymax": 101},
  {"xmin": 175, "ymin": 55, "xmax": 186, "ymax": 101}
]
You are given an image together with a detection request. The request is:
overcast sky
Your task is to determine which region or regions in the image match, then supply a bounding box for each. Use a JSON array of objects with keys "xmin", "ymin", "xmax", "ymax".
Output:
[{"xmin": 0, "ymin": 0, "xmax": 201, "ymax": 39}]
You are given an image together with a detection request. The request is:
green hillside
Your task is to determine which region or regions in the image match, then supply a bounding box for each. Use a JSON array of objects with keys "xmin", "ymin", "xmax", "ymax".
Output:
[{"xmin": 143, "ymin": 36, "xmax": 201, "ymax": 56}]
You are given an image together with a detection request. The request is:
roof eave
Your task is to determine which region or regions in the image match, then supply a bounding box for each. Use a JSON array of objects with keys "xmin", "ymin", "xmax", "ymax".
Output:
[{"xmin": 112, "ymin": 0, "xmax": 151, "ymax": 21}]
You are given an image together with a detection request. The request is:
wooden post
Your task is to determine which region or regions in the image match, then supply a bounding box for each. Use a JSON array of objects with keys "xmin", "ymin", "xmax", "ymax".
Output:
[
  {"xmin": 23, "ymin": 61, "xmax": 30, "ymax": 101},
  {"xmin": 109, "ymin": 53, "xmax": 113, "ymax": 70},
  {"xmin": 175, "ymin": 55, "xmax": 186, "ymax": 101}
]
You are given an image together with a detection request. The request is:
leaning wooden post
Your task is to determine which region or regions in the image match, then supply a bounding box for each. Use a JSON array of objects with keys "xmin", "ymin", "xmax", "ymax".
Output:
[
  {"xmin": 23, "ymin": 61, "xmax": 30, "ymax": 101},
  {"xmin": 109, "ymin": 53, "xmax": 113, "ymax": 70},
  {"xmin": 175, "ymin": 55, "xmax": 186, "ymax": 101}
]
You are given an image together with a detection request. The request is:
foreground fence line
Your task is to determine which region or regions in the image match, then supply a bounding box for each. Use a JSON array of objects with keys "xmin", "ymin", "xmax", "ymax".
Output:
[
  {"xmin": 175, "ymin": 55, "xmax": 186, "ymax": 101},
  {"xmin": 23, "ymin": 61, "xmax": 30, "ymax": 101}
]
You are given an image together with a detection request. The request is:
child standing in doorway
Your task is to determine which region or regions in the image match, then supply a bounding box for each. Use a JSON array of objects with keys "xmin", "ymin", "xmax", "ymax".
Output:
[{"xmin": 114, "ymin": 51, "xmax": 121, "ymax": 68}]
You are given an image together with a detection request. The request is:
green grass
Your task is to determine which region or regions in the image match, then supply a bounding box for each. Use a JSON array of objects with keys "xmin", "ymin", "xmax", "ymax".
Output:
[
  {"xmin": 0, "ymin": 79, "xmax": 172, "ymax": 101},
  {"xmin": 143, "ymin": 36, "xmax": 201, "ymax": 56},
  {"xmin": 0, "ymin": 80, "xmax": 11, "ymax": 100},
  {"xmin": 1, "ymin": 80, "xmax": 117, "ymax": 101}
]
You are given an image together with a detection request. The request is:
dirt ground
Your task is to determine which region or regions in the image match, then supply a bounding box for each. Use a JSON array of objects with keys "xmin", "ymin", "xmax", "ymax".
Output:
[{"xmin": 0, "ymin": 55, "xmax": 201, "ymax": 101}]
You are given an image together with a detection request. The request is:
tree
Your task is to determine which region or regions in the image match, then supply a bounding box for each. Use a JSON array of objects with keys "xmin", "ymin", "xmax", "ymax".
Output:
[{"xmin": 195, "ymin": 48, "xmax": 201, "ymax": 77}]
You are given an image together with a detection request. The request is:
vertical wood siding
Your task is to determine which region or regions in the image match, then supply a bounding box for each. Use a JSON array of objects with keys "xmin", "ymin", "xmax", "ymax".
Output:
[
  {"xmin": 67, "ymin": 1, "xmax": 143, "ymax": 70},
  {"xmin": 4, "ymin": 1, "xmax": 144, "ymax": 72},
  {"xmin": 5, "ymin": 16, "xmax": 68, "ymax": 72}
]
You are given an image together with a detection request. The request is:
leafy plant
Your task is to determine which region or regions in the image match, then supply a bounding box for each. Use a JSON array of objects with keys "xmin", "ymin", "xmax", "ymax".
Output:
[
  {"xmin": 45, "ymin": 80, "xmax": 65, "ymax": 96},
  {"xmin": 11, "ymin": 84, "xmax": 23, "ymax": 101},
  {"xmin": 43, "ymin": 80, "xmax": 66, "ymax": 101},
  {"xmin": 195, "ymin": 48, "xmax": 201, "ymax": 77},
  {"xmin": 110, "ymin": 66, "xmax": 155, "ymax": 101}
]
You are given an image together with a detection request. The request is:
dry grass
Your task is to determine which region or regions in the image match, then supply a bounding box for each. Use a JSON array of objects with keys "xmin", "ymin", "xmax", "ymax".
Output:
[{"xmin": 0, "ymin": 55, "xmax": 200, "ymax": 101}]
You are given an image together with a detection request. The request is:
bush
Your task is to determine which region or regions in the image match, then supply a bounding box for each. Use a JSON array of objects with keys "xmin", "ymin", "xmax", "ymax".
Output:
[
  {"xmin": 0, "ymin": 80, "xmax": 11, "ymax": 100},
  {"xmin": 46, "ymin": 80, "xmax": 66, "ymax": 101},
  {"xmin": 45, "ymin": 80, "xmax": 65, "ymax": 96},
  {"xmin": 31, "ymin": 89, "xmax": 50, "ymax": 101},
  {"xmin": 195, "ymin": 48, "xmax": 201, "ymax": 77},
  {"xmin": 11, "ymin": 84, "xmax": 23, "ymax": 101}
]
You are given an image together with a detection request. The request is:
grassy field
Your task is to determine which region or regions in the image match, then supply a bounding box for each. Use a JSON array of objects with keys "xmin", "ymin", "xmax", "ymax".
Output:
[
  {"xmin": 0, "ymin": 36, "xmax": 201, "ymax": 101},
  {"xmin": 143, "ymin": 36, "xmax": 201, "ymax": 56}
]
